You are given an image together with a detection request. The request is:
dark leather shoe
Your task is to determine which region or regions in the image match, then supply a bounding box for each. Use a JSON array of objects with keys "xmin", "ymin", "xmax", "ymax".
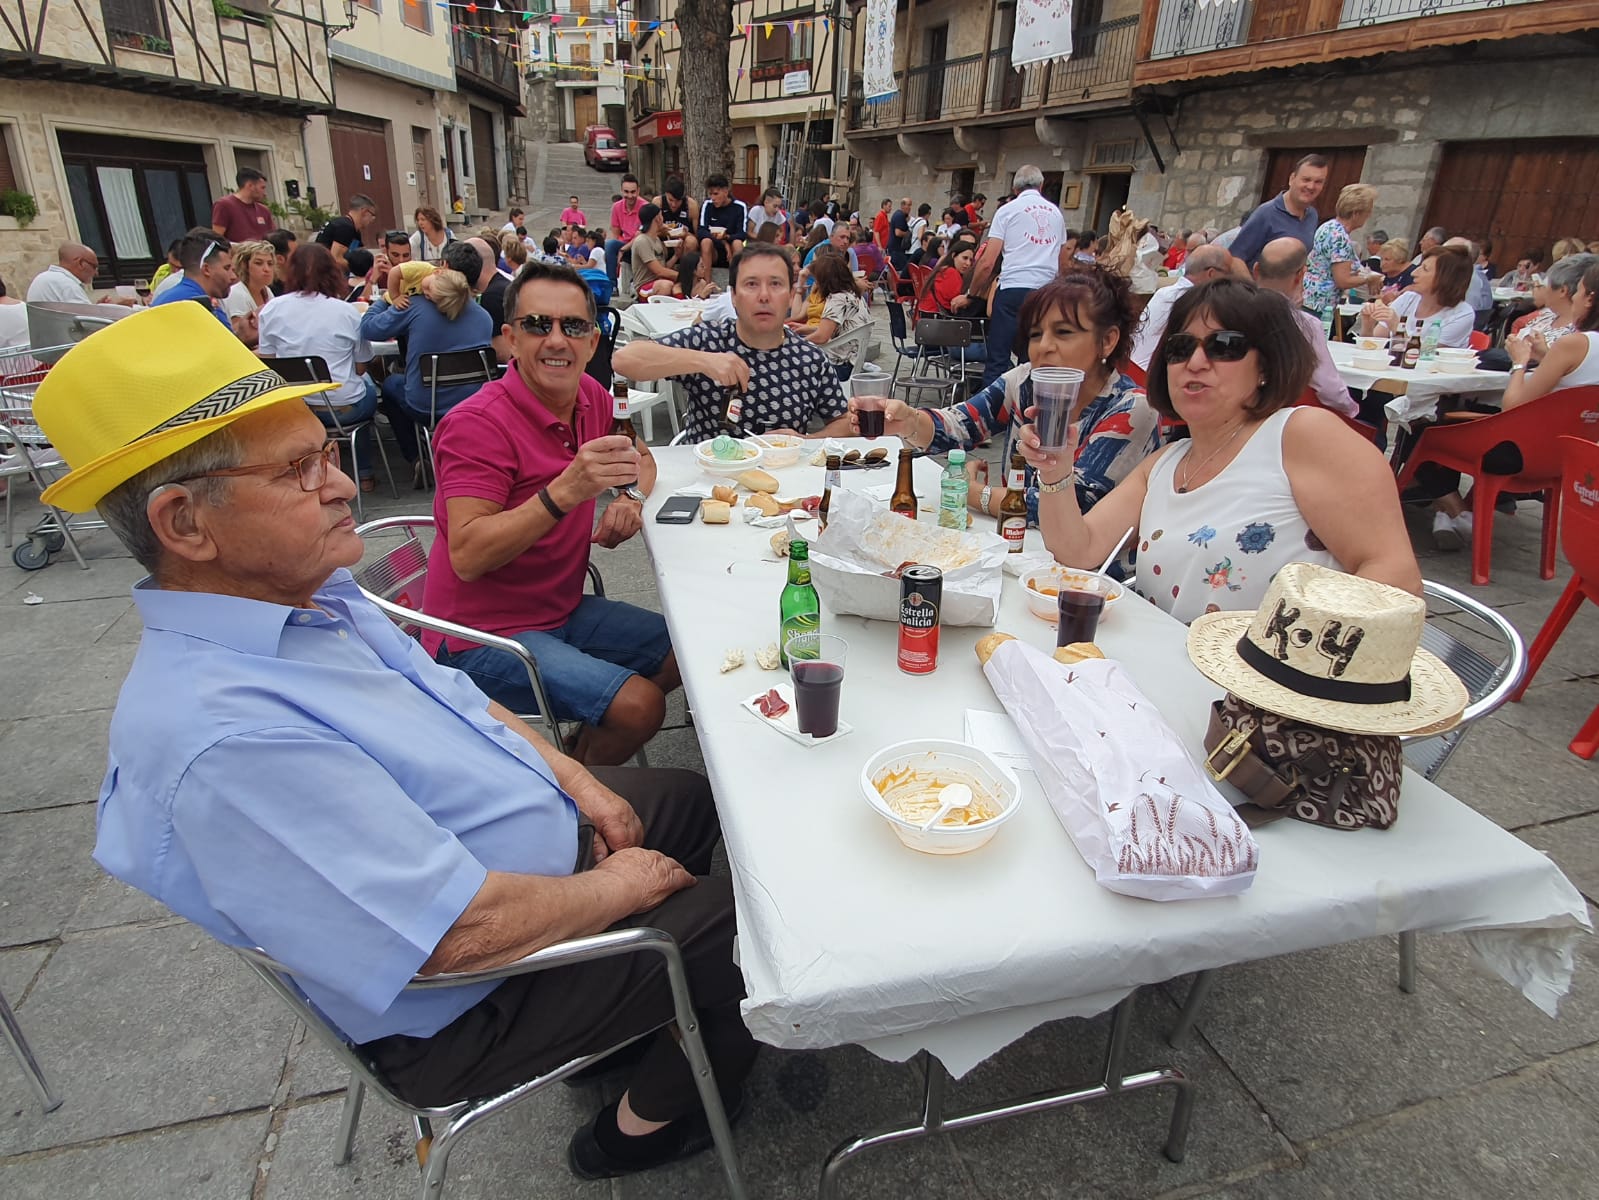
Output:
[{"xmin": 566, "ymin": 1088, "xmax": 747, "ymax": 1181}]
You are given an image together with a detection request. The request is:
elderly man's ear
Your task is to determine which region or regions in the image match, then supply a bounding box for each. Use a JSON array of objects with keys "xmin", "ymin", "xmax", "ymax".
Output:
[{"xmin": 147, "ymin": 485, "xmax": 221, "ymax": 564}]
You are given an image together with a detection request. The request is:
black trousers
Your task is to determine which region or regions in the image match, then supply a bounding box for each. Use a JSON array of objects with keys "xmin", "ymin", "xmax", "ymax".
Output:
[{"xmin": 362, "ymin": 768, "xmax": 757, "ymax": 1122}]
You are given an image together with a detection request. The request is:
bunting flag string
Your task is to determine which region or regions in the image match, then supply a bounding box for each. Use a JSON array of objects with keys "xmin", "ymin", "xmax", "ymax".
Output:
[{"xmin": 429, "ymin": 1, "xmax": 836, "ymax": 34}]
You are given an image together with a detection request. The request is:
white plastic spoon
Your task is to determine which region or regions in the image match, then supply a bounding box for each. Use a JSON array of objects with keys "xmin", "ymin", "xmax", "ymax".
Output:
[{"xmin": 919, "ymin": 783, "xmax": 973, "ymax": 831}]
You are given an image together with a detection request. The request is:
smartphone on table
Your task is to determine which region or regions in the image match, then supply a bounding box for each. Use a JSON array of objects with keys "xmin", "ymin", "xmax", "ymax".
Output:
[{"xmin": 654, "ymin": 495, "xmax": 701, "ymax": 524}]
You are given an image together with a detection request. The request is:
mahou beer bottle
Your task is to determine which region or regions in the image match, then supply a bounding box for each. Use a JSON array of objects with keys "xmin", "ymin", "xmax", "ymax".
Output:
[
  {"xmin": 891, "ymin": 447, "xmax": 918, "ymax": 519},
  {"xmin": 819, "ymin": 453, "xmax": 842, "ymax": 530},
  {"xmin": 611, "ymin": 387, "xmax": 638, "ymax": 490},
  {"xmin": 997, "ymin": 453, "xmax": 1027, "ymax": 553},
  {"xmin": 722, "ymin": 385, "xmax": 747, "ymax": 435}
]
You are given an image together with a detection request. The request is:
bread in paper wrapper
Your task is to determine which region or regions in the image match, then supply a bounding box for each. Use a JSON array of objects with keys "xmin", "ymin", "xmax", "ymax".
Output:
[
  {"xmin": 981, "ymin": 637, "xmax": 1258, "ymax": 900},
  {"xmin": 808, "ymin": 488, "xmax": 1006, "ymax": 627}
]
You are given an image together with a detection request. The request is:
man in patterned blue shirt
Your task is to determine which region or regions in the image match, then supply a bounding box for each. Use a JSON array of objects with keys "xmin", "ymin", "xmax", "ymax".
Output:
[{"xmin": 31, "ymin": 303, "xmax": 756, "ymax": 1182}]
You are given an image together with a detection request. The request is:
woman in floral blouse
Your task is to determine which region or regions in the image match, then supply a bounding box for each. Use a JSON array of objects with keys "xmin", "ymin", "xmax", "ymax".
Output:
[
  {"xmin": 847, "ymin": 265, "xmax": 1160, "ymax": 525},
  {"xmin": 1303, "ymin": 183, "xmax": 1382, "ymax": 315}
]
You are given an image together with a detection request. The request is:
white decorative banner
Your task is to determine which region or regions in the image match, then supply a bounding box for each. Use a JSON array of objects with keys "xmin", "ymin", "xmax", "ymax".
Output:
[
  {"xmin": 1012, "ymin": 0, "xmax": 1075, "ymax": 71},
  {"xmin": 863, "ymin": 0, "xmax": 898, "ymax": 103}
]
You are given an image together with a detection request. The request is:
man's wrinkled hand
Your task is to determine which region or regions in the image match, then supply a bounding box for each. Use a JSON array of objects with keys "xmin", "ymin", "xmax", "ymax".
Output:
[
  {"xmin": 555, "ymin": 435, "xmax": 641, "ymax": 506},
  {"xmin": 592, "ymin": 496, "xmax": 643, "ymax": 548},
  {"xmin": 595, "ymin": 847, "xmax": 695, "ymax": 913}
]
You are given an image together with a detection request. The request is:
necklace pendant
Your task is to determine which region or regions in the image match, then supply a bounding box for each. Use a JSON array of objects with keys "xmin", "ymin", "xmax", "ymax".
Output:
[{"xmin": 1177, "ymin": 485, "xmax": 1188, "ymax": 494}]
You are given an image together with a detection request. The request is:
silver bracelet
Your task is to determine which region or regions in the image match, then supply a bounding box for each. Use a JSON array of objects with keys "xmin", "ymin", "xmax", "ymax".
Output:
[
  {"xmin": 978, "ymin": 485, "xmax": 992, "ymax": 513},
  {"xmin": 1037, "ymin": 476, "xmax": 1073, "ymax": 494}
]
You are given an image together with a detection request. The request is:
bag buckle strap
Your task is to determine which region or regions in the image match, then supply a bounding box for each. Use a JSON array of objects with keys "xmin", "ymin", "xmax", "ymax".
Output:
[{"xmin": 1204, "ymin": 725, "xmax": 1254, "ymax": 782}]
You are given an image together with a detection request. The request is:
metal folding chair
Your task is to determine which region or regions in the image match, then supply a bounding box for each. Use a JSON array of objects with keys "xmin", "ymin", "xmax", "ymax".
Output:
[
  {"xmin": 417, "ymin": 347, "xmax": 498, "ymax": 480},
  {"xmin": 231, "ymin": 928, "xmax": 747, "ymax": 1200},
  {"xmin": 259, "ymin": 355, "xmax": 399, "ymax": 521},
  {"xmin": 1168, "ymin": 578, "xmax": 1528, "ymax": 1046},
  {"xmin": 1, "ymin": 343, "xmax": 94, "ymax": 571},
  {"xmin": 894, "ymin": 317, "xmax": 974, "ymax": 410},
  {"xmin": 1, "ymin": 984, "xmax": 60, "ymax": 1113},
  {"xmin": 352, "ymin": 516, "xmax": 645, "ymax": 765}
]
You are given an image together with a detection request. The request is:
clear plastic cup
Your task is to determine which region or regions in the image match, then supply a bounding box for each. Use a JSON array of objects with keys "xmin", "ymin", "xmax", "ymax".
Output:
[
  {"xmin": 1029, "ymin": 367, "xmax": 1085, "ymax": 452},
  {"xmin": 850, "ymin": 366, "xmax": 891, "ymax": 438},
  {"xmin": 786, "ymin": 633, "xmax": 847, "ymax": 737}
]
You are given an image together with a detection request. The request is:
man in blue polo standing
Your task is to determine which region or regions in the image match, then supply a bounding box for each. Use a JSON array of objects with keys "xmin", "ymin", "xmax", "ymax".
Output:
[
  {"xmin": 1228, "ymin": 153, "xmax": 1329, "ymax": 274},
  {"xmin": 969, "ymin": 165, "xmax": 1064, "ymax": 388}
]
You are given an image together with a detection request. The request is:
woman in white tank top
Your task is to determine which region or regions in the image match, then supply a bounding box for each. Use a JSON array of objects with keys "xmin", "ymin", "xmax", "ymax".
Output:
[{"xmin": 1020, "ymin": 279, "xmax": 1421, "ymax": 623}]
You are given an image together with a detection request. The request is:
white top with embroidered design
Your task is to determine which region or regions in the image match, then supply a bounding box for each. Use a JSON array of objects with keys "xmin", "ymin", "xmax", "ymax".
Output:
[{"xmin": 1135, "ymin": 407, "xmax": 1341, "ymax": 624}]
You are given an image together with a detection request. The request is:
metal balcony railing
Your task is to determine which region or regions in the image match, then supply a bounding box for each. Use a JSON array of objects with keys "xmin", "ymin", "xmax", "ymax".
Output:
[
  {"xmin": 1148, "ymin": 0, "xmax": 1252, "ymax": 61},
  {"xmin": 1338, "ymin": 0, "xmax": 1542, "ymax": 27},
  {"xmin": 453, "ymin": 25, "xmax": 521, "ymax": 102}
]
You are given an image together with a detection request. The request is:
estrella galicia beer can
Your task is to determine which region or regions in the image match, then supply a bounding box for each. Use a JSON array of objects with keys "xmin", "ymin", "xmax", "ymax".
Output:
[{"xmin": 898, "ymin": 565, "xmax": 942, "ymax": 674}]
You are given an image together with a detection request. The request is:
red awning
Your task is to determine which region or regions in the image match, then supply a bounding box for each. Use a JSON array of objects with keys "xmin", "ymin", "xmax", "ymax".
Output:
[{"xmin": 634, "ymin": 110, "xmax": 684, "ymax": 145}]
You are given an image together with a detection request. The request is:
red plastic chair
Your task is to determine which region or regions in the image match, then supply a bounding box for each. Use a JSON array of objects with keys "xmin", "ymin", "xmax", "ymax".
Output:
[
  {"xmin": 1393, "ymin": 385, "xmax": 1599, "ymax": 585},
  {"xmin": 908, "ymin": 263, "xmax": 933, "ymax": 295},
  {"xmin": 1123, "ymin": 360, "xmax": 1147, "ymax": 387},
  {"xmin": 1294, "ymin": 389, "xmax": 1379, "ymax": 444},
  {"xmin": 1468, "ymin": 330, "xmax": 1490, "ymax": 351},
  {"xmin": 1509, "ymin": 436, "xmax": 1599, "ymax": 758}
]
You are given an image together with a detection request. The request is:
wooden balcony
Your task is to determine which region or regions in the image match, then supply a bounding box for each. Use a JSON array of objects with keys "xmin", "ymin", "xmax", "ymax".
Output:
[
  {"xmin": 847, "ymin": 16, "xmax": 1139, "ymax": 136},
  {"xmin": 1134, "ymin": 0, "xmax": 1599, "ymax": 86},
  {"xmin": 453, "ymin": 22, "xmax": 522, "ymax": 105},
  {"xmin": 0, "ymin": 0, "xmax": 337, "ymax": 115}
]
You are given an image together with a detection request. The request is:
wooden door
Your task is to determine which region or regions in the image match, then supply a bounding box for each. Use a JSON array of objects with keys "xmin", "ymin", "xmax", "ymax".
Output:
[
  {"xmin": 329, "ymin": 117, "xmax": 397, "ymax": 231},
  {"xmin": 411, "ymin": 126, "xmax": 433, "ymax": 212},
  {"xmin": 1423, "ymin": 138, "xmax": 1599, "ymax": 262},
  {"xmin": 469, "ymin": 107, "xmax": 500, "ymax": 211},
  {"xmin": 1257, "ymin": 145, "xmax": 1366, "ymax": 217},
  {"xmin": 1248, "ymin": 0, "xmax": 1302, "ymax": 45},
  {"xmin": 574, "ymin": 91, "xmax": 599, "ymax": 133},
  {"xmin": 924, "ymin": 26, "xmax": 948, "ymax": 121}
]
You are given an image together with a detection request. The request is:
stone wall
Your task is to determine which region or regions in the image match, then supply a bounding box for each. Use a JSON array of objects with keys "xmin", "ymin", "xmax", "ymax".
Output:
[{"xmin": 0, "ymin": 78, "xmax": 308, "ymax": 289}]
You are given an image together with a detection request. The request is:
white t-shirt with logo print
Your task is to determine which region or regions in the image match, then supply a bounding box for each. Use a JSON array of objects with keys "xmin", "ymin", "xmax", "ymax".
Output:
[{"xmin": 989, "ymin": 188, "xmax": 1065, "ymax": 291}]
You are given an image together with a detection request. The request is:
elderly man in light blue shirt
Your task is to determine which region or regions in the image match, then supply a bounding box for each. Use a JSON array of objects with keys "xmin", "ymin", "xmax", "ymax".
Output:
[{"xmin": 31, "ymin": 302, "xmax": 755, "ymax": 1184}]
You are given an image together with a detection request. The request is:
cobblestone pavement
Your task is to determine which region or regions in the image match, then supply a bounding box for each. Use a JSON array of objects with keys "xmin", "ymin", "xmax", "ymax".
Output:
[{"xmin": 1, "ymin": 299, "xmax": 1595, "ymax": 1198}]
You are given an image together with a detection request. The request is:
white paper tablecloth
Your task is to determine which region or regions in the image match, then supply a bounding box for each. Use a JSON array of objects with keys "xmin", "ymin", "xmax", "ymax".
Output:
[
  {"xmin": 621, "ymin": 301, "xmax": 707, "ymax": 341},
  {"xmin": 1325, "ymin": 341, "xmax": 1510, "ymax": 427},
  {"xmin": 641, "ymin": 444, "xmax": 1589, "ymax": 1077}
]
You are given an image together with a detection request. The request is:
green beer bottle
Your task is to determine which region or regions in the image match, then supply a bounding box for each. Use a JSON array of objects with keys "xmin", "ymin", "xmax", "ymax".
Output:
[{"xmin": 779, "ymin": 538, "xmax": 821, "ymax": 668}]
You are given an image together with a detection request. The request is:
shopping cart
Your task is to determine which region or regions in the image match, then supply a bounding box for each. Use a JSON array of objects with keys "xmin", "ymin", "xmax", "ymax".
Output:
[{"xmin": 0, "ymin": 344, "xmax": 97, "ymax": 571}]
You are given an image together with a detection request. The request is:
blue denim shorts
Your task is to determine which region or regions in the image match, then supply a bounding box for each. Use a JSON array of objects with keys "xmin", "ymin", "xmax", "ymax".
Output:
[{"xmin": 441, "ymin": 595, "xmax": 672, "ymax": 726}]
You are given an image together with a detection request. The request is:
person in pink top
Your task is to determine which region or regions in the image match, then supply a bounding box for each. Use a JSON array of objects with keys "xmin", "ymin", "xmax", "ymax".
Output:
[
  {"xmin": 561, "ymin": 196, "xmax": 587, "ymax": 226},
  {"xmin": 605, "ymin": 174, "xmax": 644, "ymax": 286},
  {"xmin": 422, "ymin": 260, "xmax": 676, "ymax": 766}
]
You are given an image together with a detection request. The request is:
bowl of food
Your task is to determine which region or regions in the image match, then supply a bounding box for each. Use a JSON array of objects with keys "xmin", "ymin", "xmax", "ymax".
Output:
[
  {"xmin": 860, "ymin": 739, "xmax": 1021, "ymax": 854},
  {"xmin": 1434, "ymin": 347, "xmax": 1478, "ymax": 367},
  {"xmin": 1020, "ymin": 566, "xmax": 1124, "ymax": 625},
  {"xmin": 1352, "ymin": 352, "xmax": 1392, "ymax": 371},
  {"xmin": 754, "ymin": 432, "xmax": 805, "ymax": 468},
  {"xmin": 693, "ymin": 436, "xmax": 764, "ymax": 476},
  {"xmin": 1355, "ymin": 337, "xmax": 1385, "ymax": 353},
  {"xmin": 708, "ymin": 225, "xmax": 727, "ymax": 237}
]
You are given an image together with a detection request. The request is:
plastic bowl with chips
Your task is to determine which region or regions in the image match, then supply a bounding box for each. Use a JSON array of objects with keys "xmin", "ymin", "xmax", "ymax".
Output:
[
  {"xmin": 693, "ymin": 437, "xmax": 764, "ymax": 477},
  {"xmin": 754, "ymin": 433, "xmax": 805, "ymax": 468},
  {"xmin": 859, "ymin": 739, "xmax": 1021, "ymax": 855},
  {"xmin": 1020, "ymin": 566, "xmax": 1124, "ymax": 625}
]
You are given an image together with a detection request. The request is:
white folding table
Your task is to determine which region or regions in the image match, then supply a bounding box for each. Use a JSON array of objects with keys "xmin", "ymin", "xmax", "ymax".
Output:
[
  {"xmin": 639, "ymin": 443, "xmax": 1588, "ymax": 1194},
  {"xmin": 1325, "ymin": 340, "xmax": 1511, "ymax": 428}
]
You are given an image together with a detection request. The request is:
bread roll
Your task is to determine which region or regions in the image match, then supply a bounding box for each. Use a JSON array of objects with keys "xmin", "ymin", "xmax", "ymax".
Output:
[
  {"xmin": 700, "ymin": 499, "xmax": 731, "ymax": 524},
  {"xmin": 1053, "ymin": 642, "xmax": 1105, "ymax": 665},
  {"xmin": 974, "ymin": 633, "xmax": 1016, "ymax": 666},
  {"xmin": 711, "ymin": 485, "xmax": 738, "ymax": 504},
  {"xmin": 737, "ymin": 468, "xmax": 780, "ymax": 494},
  {"xmin": 745, "ymin": 492, "xmax": 781, "ymax": 516}
]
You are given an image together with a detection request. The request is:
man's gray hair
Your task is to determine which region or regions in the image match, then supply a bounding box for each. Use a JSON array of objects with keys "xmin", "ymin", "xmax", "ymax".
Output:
[
  {"xmin": 1548, "ymin": 253, "xmax": 1598, "ymax": 296},
  {"xmin": 1424, "ymin": 226, "xmax": 1447, "ymax": 243},
  {"xmin": 1012, "ymin": 164, "xmax": 1045, "ymax": 192},
  {"xmin": 96, "ymin": 426, "xmax": 243, "ymax": 574}
]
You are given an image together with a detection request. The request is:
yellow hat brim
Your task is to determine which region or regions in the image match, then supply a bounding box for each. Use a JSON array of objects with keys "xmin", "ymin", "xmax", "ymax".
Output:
[{"xmin": 40, "ymin": 382, "xmax": 338, "ymax": 512}]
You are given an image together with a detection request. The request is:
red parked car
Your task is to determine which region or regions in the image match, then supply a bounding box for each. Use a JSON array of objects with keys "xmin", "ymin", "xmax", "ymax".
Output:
[{"xmin": 584, "ymin": 126, "xmax": 628, "ymax": 171}]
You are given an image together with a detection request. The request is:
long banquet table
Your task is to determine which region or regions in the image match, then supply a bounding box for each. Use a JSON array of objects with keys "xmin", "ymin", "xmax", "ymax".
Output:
[
  {"xmin": 1325, "ymin": 340, "xmax": 1511, "ymax": 428},
  {"xmin": 639, "ymin": 442, "xmax": 1588, "ymax": 1190}
]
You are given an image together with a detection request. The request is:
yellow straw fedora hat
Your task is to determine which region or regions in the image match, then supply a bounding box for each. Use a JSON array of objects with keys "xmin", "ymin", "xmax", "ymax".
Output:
[
  {"xmin": 34, "ymin": 303, "xmax": 336, "ymax": 512},
  {"xmin": 1187, "ymin": 562, "xmax": 1468, "ymax": 738}
]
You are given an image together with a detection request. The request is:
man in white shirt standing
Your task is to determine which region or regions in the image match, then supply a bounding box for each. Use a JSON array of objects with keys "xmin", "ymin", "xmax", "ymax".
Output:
[
  {"xmin": 1129, "ymin": 244, "xmax": 1233, "ymax": 371},
  {"xmin": 967, "ymin": 165, "xmax": 1063, "ymax": 387},
  {"xmin": 27, "ymin": 243, "xmax": 135, "ymax": 306}
]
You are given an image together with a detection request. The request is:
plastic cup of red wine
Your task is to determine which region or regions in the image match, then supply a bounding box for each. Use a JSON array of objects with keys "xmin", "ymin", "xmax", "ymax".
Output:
[
  {"xmin": 1056, "ymin": 580, "xmax": 1110, "ymax": 647},
  {"xmin": 1030, "ymin": 367, "xmax": 1084, "ymax": 452},
  {"xmin": 787, "ymin": 633, "xmax": 847, "ymax": 738},
  {"xmin": 849, "ymin": 368, "xmax": 891, "ymax": 439}
]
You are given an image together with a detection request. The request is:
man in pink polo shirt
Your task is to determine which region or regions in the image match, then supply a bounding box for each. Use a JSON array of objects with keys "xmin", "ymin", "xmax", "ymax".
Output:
[
  {"xmin": 605, "ymin": 174, "xmax": 644, "ymax": 287},
  {"xmin": 422, "ymin": 260, "xmax": 676, "ymax": 766}
]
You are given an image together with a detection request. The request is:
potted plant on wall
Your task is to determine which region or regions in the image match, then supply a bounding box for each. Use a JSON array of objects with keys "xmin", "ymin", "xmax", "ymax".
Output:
[{"xmin": 0, "ymin": 189, "xmax": 38, "ymax": 228}]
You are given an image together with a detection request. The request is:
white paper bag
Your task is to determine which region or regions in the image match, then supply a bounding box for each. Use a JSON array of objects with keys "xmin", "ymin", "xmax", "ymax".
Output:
[
  {"xmin": 808, "ymin": 488, "xmax": 1006, "ymax": 627},
  {"xmin": 982, "ymin": 639, "xmax": 1259, "ymax": 901}
]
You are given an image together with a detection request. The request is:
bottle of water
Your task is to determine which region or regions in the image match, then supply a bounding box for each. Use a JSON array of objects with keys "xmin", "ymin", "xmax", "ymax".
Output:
[
  {"xmin": 1320, "ymin": 306, "xmax": 1335, "ymax": 341},
  {"xmin": 938, "ymin": 448, "xmax": 968, "ymax": 530},
  {"xmin": 1419, "ymin": 318, "xmax": 1441, "ymax": 365}
]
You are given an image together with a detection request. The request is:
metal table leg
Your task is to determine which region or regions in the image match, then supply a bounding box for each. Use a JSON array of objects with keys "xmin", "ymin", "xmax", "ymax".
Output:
[
  {"xmin": 0, "ymin": 986, "xmax": 61, "ymax": 1113},
  {"xmin": 817, "ymin": 990, "xmax": 1194, "ymax": 1199}
]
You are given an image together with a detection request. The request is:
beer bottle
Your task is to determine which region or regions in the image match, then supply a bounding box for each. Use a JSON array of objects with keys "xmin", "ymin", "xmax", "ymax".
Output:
[
  {"xmin": 611, "ymin": 388, "xmax": 638, "ymax": 490},
  {"xmin": 722, "ymin": 386, "xmax": 747, "ymax": 436},
  {"xmin": 778, "ymin": 539, "xmax": 821, "ymax": 668},
  {"xmin": 891, "ymin": 447, "xmax": 918, "ymax": 519},
  {"xmin": 819, "ymin": 453, "xmax": 842, "ymax": 530},
  {"xmin": 997, "ymin": 452, "xmax": 1027, "ymax": 553},
  {"xmin": 1388, "ymin": 316, "xmax": 1407, "ymax": 368},
  {"xmin": 1402, "ymin": 320, "xmax": 1421, "ymax": 370}
]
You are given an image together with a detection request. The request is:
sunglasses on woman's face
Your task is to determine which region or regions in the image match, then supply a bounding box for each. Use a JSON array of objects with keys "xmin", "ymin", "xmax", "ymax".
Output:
[
  {"xmin": 514, "ymin": 314, "xmax": 595, "ymax": 338},
  {"xmin": 1161, "ymin": 330, "xmax": 1252, "ymax": 364}
]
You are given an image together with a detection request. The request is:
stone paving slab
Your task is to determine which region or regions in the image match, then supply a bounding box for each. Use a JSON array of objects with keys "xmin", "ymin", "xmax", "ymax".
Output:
[
  {"xmin": 1432, "ymin": 718, "xmax": 1599, "ymax": 829},
  {"xmin": 0, "ymin": 923, "xmax": 295, "ymax": 1156},
  {"xmin": 0, "ymin": 710, "xmax": 110, "ymax": 813},
  {"xmin": 0, "ymin": 595, "xmax": 133, "ymax": 658},
  {"xmin": 0, "ymin": 641, "xmax": 137, "ymax": 722},
  {"xmin": 1170, "ymin": 937, "xmax": 1531, "ymax": 1144},
  {"xmin": 1520, "ymin": 814, "xmax": 1599, "ymax": 909},
  {"xmin": 0, "ymin": 1110, "xmax": 271, "ymax": 1200},
  {"xmin": 0, "ymin": 804, "xmax": 100, "ymax": 947},
  {"xmin": 1191, "ymin": 1067, "xmax": 1599, "ymax": 1199},
  {"xmin": 0, "ymin": 946, "xmax": 49, "ymax": 1007}
]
